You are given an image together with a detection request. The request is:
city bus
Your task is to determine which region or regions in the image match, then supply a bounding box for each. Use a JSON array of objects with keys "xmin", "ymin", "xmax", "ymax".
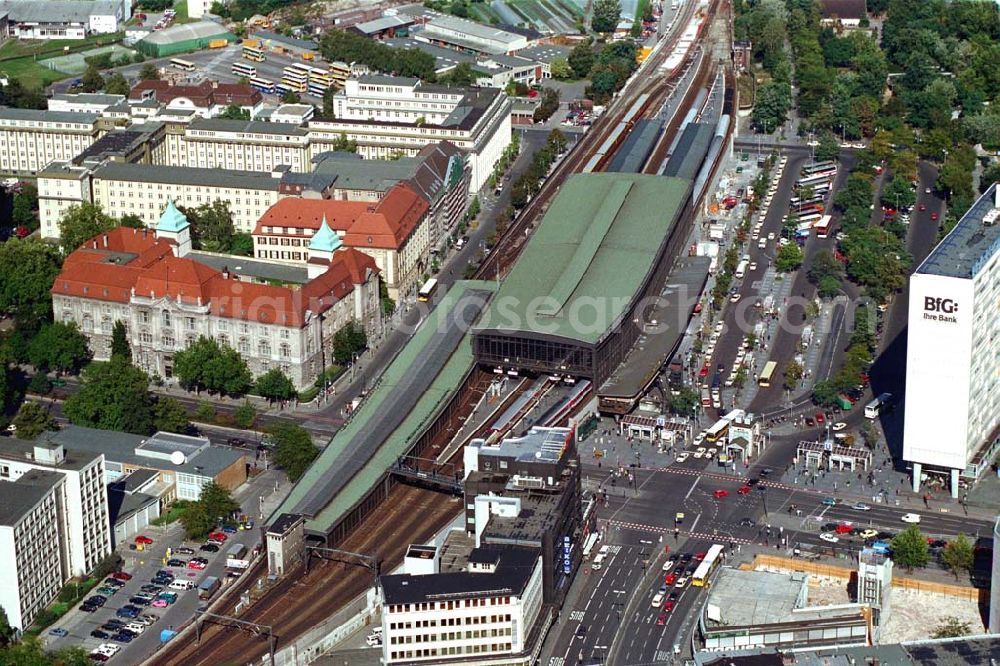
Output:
[
  {"xmin": 801, "ymin": 161, "xmax": 836, "ymax": 176},
  {"xmin": 796, "ymin": 173, "xmax": 835, "ymax": 188},
  {"xmin": 417, "ymin": 278, "xmax": 439, "ymax": 302},
  {"xmin": 243, "ymin": 44, "xmax": 265, "ymax": 62},
  {"xmin": 758, "ymin": 360, "xmax": 777, "ymax": 387},
  {"xmin": 796, "ymin": 212, "xmax": 823, "ymax": 226},
  {"xmin": 691, "ymin": 544, "xmax": 725, "ymax": 587},
  {"xmin": 249, "ymin": 77, "xmax": 275, "ymax": 94},
  {"xmin": 865, "ymin": 393, "xmax": 892, "ymax": 419},
  {"xmin": 169, "ymin": 58, "xmax": 196, "ymax": 72},
  {"xmin": 231, "ymin": 62, "xmax": 257, "ymax": 78},
  {"xmin": 704, "ymin": 418, "xmax": 730, "ymax": 443},
  {"xmin": 815, "ymin": 215, "xmax": 832, "ymax": 238}
]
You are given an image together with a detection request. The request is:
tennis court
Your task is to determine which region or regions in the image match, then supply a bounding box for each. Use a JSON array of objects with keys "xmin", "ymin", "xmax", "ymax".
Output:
[{"xmin": 41, "ymin": 44, "xmax": 135, "ymax": 75}]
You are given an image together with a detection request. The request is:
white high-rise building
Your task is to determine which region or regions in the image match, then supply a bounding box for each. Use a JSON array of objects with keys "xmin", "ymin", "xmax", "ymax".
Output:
[{"xmin": 904, "ymin": 184, "xmax": 1000, "ymax": 497}]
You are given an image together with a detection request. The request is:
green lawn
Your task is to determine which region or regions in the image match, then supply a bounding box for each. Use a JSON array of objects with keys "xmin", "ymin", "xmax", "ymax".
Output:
[
  {"xmin": 152, "ymin": 500, "xmax": 191, "ymax": 526},
  {"xmin": 0, "ymin": 58, "xmax": 69, "ymax": 88},
  {"xmin": 0, "ymin": 32, "xmax": 123, "ymax": 60}
]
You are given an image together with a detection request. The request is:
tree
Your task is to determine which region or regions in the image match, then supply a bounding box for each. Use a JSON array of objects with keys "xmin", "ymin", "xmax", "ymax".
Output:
[
  {"xmin": 533, "ymin": 87, "xmax": 560, "ymax": 123},
  {"xmin": 119, "ymin": 213, "xmax": 144, "ymax": 229},
  {"xmin": 550, "ymin": 57, "xmax": 572, "ymax": 79},
  {"xmin": 891, "ymin": 525, "xmax": 930, "ymax": 570},
  {"xmin": 331, "ymin": 321, "xmax": 367, "ymax": 365},
  {"xmin": 230, "ymin": 233, "xmax": 253, "ymax": 257},
  {"xmin": 814, "ymin": 133, "xmax": 841, "ymax": 162},
  {"xmin": 153, "ymin": 397, "xmax": 190, "ymax": 434},
  {"xmin": 198, "ymin": 481, "xmax": 239, "ymax": 523},
  {"xmin": 104, "ymin": 73, "xmax": 129, "ymax": 96},
  {"xmin": 783, "ymin": 361, "xmax": 803, "ymax": 391},
  {"xmin": 941, "ymin": 534, "xmax": 974, "ymax": 579},
  {"xmin": 12, "ymin": 182, "xmax": 38, "ymax": 230},
  {"xmin": 281, "ymin": 89, "xmax": 301, "ymax": 104},
  {"xmin": 185, "ymin": 200, "xmax": 236, "ymax": 253},
  {"xmin": 64, "ymin": 356, "xmax": 154, "ymax": 434},
  {"xmin": 775, "ymin": 242, "xmax": 803, "ymax": 272},
  {"xmin": 172, "ymin": 336, "xmax": 252, "ymax": 396},
  {"xmin": 27, "ymin": 322, "xmax": 92, "ymax": 374},
  {"xmin": 28, "ymin": 372, "xmax": 52, "ymax": 395},
  {"xmin": 752, "ymin": 80, "xmax": 792, "ymax": 131},
  {"xmin": 139, "ymin": 63, "xmax": 160, "ymax": 80},
  {"xmin": 218, "ymin": 104, "xmax": 250, "ymax": 120},
  {"xmin": 267, "ymin": 422, "xmax": 318, "ymax": 482},
  {"xmin": 0, "ymin": 237, "xmax": 63, "ymax": 328},
  {"xmin": 442, "ymin": 62, "xmax": 478, "ymax": 87},
  {"xmin": 58, "ymin": 202, "xmax": 116, "ymax": 253},
  {"xmin": 180, "ymin": 501, "xmax": 213, "ymax": 540},
  {"xmin": 111, "ymin": 320, "xmax": 130, "ymax": 360},
  {"xmin": 255, "ymin": 368, "xmax": 297, "ymax": 403},
  {"xmin": 812, "ymin": 379, "xmax": 841, "ymax": 407},
  {"xmin": 81, "ymin": 65, "xmax": 104, "ymax": 93},
  {"xmin": 807, "ymin": 251, "xmax": 843, "ymax": 298},
  {"xmin": 12, "ymin": 401, "xmax": 58, "ymax": 440},
  {"xmin": 859, "ymin": 421, "xmax": 879, "ymax": 449},
  {"xmin": 668, "ymin": 387, "xmax": 699, "ymax": 416},
  {"xmin": 931, "ymin": 617, "xmax": 971, "ymax": 639},
  {"xmin": 233, "ymin": 401, "xmax": 257, "ymax": 429},
  {"xmin": 0, "ymin": 605, "xmax": 14, "ymax": 647},
  {"xmin": 568, "ymin": 43, "xmax": 595, "ymax": 79},
  {"xmin": 591, "ymin": 0, "xmax": 621, "ymax": 33},
  {"xmin": 882, "ymin": 175, "xmax": 916, "ymax": 211}
]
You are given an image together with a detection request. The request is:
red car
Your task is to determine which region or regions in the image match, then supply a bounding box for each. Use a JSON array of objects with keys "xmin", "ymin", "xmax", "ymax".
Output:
[
  {"xmin": 111, "ymin": 572, "xmax": 132, "ymax": 582},
  {"xmin": 699, "ymin": 365, "xmax": 709, "ymax": 378},
  {"xmin": 931, "ymin": 212, "xmax": 939, "ymax": 221},
  {"xmin": 738, "ymin": 485, "xmax": 752, "ymax": 495},
  {"xmin": 187, "ymin": 560, "xmax": 207, "ymax": 570},
  {"xmin": 207, "ymin": 532, "xmax": 228, "ymax": 543},
  {"xmin": 694, "ymin": 552, "xmax": 706, "ymax": 561},
  {"xmin": 656, "ymin": 611, "xmax": 668, "ymax": 625},
  {"xmin": 663, "ymin": 599, "xmax": 675, "ymax": 612},
  {"xmin": 918, "ymin": 203, "xmax": 927, "ymax": 211},
  {"xmin": 134, "ymin": 535, "xmax": 153, "ymax": 545},
  {"xmin": 664, "ymin": 574, "xmax": 676, "ymax": 586},
  {"xmin": 815, "ymin": 412, "xmax": 825, "ymax": 424},
  {"xmin": 835, "ymin": 524, "xmax": 853, "ymax": 534},
  {"xmin": 14, "ymin": 226, "xmax": 29, "ymax": 238},
  {"xmin": 713, "ymin": 489, "xmax": 729, "ymax": 499}
]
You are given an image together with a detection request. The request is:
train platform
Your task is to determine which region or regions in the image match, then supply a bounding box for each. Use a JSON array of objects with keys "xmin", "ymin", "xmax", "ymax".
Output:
[
  {"xmin": 269, "ymin": 280, "xmax": 497, "ymax": 537},
  {"xmin": 598, "ymin": 256, "xmax": 711, "ymax": 413}
]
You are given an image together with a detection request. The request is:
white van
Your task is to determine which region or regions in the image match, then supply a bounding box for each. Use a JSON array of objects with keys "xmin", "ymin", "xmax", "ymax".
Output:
[
  {"xmin": 592, "ymin": 554, "xmax": 606, "ymax": 571},
  {"xmin": 169, "ymin": 580, "xmax": 195, "ymax": 591}
]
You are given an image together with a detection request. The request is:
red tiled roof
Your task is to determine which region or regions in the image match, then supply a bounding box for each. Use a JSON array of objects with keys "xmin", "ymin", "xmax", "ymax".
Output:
[
  {"xmin": 128, "ymin": 79, "xmax": 262, "ymax": 108},
  {"xmin": 51, "ymin": 228, "xmax": 376, "ymax": 328},
  {"xmin": 257, "ymin": 183, "xmax": 430, "ymax": 251},
  {"xmin": 254, "ymin": 199, "xmax": 370, "ymax": 236}
]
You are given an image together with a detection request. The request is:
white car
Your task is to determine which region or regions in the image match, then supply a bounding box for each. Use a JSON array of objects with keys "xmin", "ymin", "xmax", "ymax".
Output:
[
  {"xmin": 651, "ymin": 592, "xmax": 665, "ymax": 608},
  {"xmin": 767, "ymin": 232, "xmax": 776, "ymax": 240},
  {"xmin": 820, "ymin": 532, "xmax": 839, "ymax": 543},
  {"xmin": 674, "ymin": 576, "xmax": 689, "ymax": 588},
  {"xmin": 925, "ymin": 187, "xmax": 931, "ymax": 194},
  {"xmin": 693, "ymin": 450, "xmax": 704, "ymax": 459},
  {"xmin": 714, "ymin": 322, "xmax": 725, "ymax": 334},
  {"xmin": 748, "ymin": 262, "xmax": 758, "ymax": 271},
  {"xmin": 704, "ymin": 449, "xmax": 715, "ymax": 459},
  {"xmin": 712, "ymin": 397, "xmax": 721, "ymax": 408},
  {"xmin": 832, "ymin": 422, "xmax": 847, "ymax": 431},
  {"xmin": 662, "ymin": 560, "xmax": 675, "ymax": 573},
  {"xmin": 901, "ymin": 513, "xmax": 921, "ymax": 524},
  {"xmin": 852, "ymin": 503, "xmax": 871, "ymax": 511},
  {"xmin": 694, "ymin": 432, "xmax": 706, "ymax": 446},
  {"xmin": 675, "ymin": 453, "xmax": 689, "ymax": 463},
  {"xmin": 730, "ymin": 293, "xmax": 741, "ymax": 303}
]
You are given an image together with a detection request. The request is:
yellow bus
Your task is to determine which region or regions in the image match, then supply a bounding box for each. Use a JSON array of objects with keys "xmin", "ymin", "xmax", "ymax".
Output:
[
  {"xmin": 243, "ymin": 45, "xmax": 266, "ymax": 62},
  {"xmin": 758, "ymin": 360, "xmax": 777, "ymax": 388},
  {"xmin": 691, "ymin": 544, "xmax": 725, "ymax": 587}
]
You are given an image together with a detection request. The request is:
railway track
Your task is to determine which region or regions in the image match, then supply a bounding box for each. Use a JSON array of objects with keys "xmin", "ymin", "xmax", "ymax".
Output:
[
  {"xmin": 149, "ymin": 483, "xmax": 459, "ymax": 666},
  {"xmin": 642, "ymin": 56, "xmax": 718, "ymax": 174}
]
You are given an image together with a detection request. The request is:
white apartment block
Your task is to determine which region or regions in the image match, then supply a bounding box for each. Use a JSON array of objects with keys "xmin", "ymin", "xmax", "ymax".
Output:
[
  {"xmin": 48, "ymin": 93, "xmax": 126, "ymax": 114},
  {"xmin": 380, "ymin": 547, "xmax": 545, "ymax": 666},
  {"xmin": 52, "ymin": 207, "xmax": 382, "ymax": 389},
  {"xmin": 904, "ymin": 184, "xmax": 1000, "ymax": 498},
  {"xmin": 315, "ymin": 76, "xmax": 511, "ymax": 192},
  {"xmin": 38, "ymin": 160, "xmax": 283, "ymax": 238},
  {"xmin": 165, "ymin": 118, "xmax": 311, "ymax": 173},
  {"xmin": 0, "ymin": 108, "xmax": 102, "ymax": 175},
  {"xmin": 0, "ymin": 469, "xmax": 65, "ymax": 632}
]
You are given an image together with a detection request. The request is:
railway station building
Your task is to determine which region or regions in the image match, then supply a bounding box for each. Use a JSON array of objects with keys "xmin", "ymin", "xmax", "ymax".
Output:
[{"xmin": 472, "ymin": 172, "xmax": 693, "ymax": 389}]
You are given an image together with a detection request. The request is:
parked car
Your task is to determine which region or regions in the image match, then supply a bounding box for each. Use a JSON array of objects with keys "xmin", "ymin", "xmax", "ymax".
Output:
[
  {"xmin": 200, "ymin": 544, "xmax": 220, "ymax": 553},
  {"xmin": 116, "ymin": 607, "xmax": 140, "ymax": 619},
  {"xmin": 48, "ymin": 628, "xmax": 69, "ymax": 637},
  {"xmin": 79, "ymin": 603, "xmax": 98, "ymax": 613},
  {"xmin": 96, "ymin": 586, "xmax": 118, "ymax": 596},
  {"xmin": 208, "ymin": 531, "xmax": 228, "ymax": 543},
  {"xmin": 174, "ymin": 547, "xmax": 195, "ymax": 555},
  {"xmin": 104, "ymin": 578, "xmax": 125, "ymax": 588},
  {"xmin": 140, "ymin": 585, "xmax": 162, "ymax": 594},
  {"xmin": 167, "ymin": 558, "xmax": 187, "ymax": 567},
  {"xmin": 90, "ymin": 630, "xmax": 110, "ymax": 639},
  {"xmin": 128, "ymin": 596, "xmax": 151, "ymax": 606},
  {"xmin": 110, "ymin": 572, "xmax": 133, "ymax": 582},
  {"xmin": 111, "ymin": 632, "xmax": 134, "ymax": 644},
  {"xmin": 134, "ymin": 535, "xmax": 153, "ymax": 545}
]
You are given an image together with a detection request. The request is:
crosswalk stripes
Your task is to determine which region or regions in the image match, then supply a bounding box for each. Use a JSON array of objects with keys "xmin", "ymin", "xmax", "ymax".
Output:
[
  {"xmin": 605, "ymin": 519, "xmax": 756, "ymax": 545},
  {"xmin": 653, "ymin": 465, "xmax": 799, "ymax": 494}
]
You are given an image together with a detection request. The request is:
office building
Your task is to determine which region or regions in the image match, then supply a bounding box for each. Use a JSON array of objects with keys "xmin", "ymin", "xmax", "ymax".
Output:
[
  {"xmin": 0, "ymin": 438, "xmax": 112, "ymax": 579},
  {"xmin": 165, "ymin": 117, "xmax": 311, "ymax": 173},
  {"xmin": 128, "ymin": 80, "xmax": 264, "ymax": 119},
  {"xmin": 857, "ymin": 548, "xmax": 893, "ymax": 639},
  {"xmin": 0, "ymin": 0, "xmax": 131, "ymax": 40},
  {"xmin": 0, "ymin": 469, "xmax": 65, "ymax": 631},
  {"xmin": 903, "ymin": 184, "xmax": 1000, "ymax": 497},
  {"xmin": 0, "ymin": 108, "xmax": 103, "ymax": 175},
  {"xmin": 38, "ymin": 160, "xmax": 283, "ymax": 238},
  {"xmin": 254, "ymin": 183, "xmax": 431, "ymax": 301},
  {"xmin": 313, "ymin": 75, "xmax": 511, "ymax": 191},
  {"xmin": 463, "ymin": 426, "xmax": 582, "ymax": 609},
  {"xmin": 51, "ymin": 203, "xmax": 382, "ymax": 389},
  {"xmin": 380, "ymin": 544, "xmax": 545, "ymax": 665}
]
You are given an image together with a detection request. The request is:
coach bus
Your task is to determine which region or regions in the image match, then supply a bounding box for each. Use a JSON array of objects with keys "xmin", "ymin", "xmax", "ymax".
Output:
[
  {"xmin": 417, "ymin": 278, "xmax": 439, "ymax": 303},
  {"xmin": 231, "ymin": 61, "xmax": 257, "ymax": 78},
  {"xmin": 704, "ymin": 418, "xmax": 730, "ymax": 443},
  {"xmin": 815, "ymin": 215, "xmax": 832, "ymax": 238},
  {"xmin": 691, "ymin": 544, "xmax": 726, "ymax": 586},
  {"xmin": 865, "ymin": 393, "xmax": 892, "ymax": 419},
  {"xmin": 169, "ymin": 58, "xmax": 196, "ymax": 72},
  {"xmin": 796, "ymin": 173, "xmax": 835, "ymax": 189},
  {"xmin": 801, "ymin": 161, "xmax": 836, "ymax": 176},
  {"xmin": 758, "ymin": 361, "xmax": 777, "ymax": 388}
]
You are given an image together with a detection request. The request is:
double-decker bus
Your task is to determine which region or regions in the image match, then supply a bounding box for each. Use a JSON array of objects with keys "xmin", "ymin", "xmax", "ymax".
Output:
[
  {"xmin": 231, "ymin": 62, "xmax": 257, "ymax": 78},
  {"xmin": 815, "ymin": 214, "xmax": 832, "ymax": 238},
  {"xmin": 704, "ymin": 418, "xmax": 730, "ymax": 443},
  {"xmin": 274, "ymin": 82, "xmax": 294, "ymax": 96},
  {"xmin": 249, "ymin": 77, "xmax": 275, "ymax": 94},
  {"xmin": 758, "ymin": 360, "xmax": 777, "ymax": 387},
  {"xmin": 865, "ymin": 392, "xmax": 892, "ymax": 419},
  {"xmin": 691, "ymin": 544, "xmax": 725, "ymax": 587},
  {"xmin": 417, "ymin": 278, "xmax": 439, "ymax": 303},
  {"xmin": 281, "ymin": 64, "xmax": 310, "ymax": 93},
  {"xmin": 243, "ymin": 44, "xmax": 265, "ymax": 62},
  {"xmin": 169, "ymin": 58, "xmax": 196, "ymax": 72},
  {"xmin": 306, "ymin": 66, "xmax": 335, "ymax": 96}
]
